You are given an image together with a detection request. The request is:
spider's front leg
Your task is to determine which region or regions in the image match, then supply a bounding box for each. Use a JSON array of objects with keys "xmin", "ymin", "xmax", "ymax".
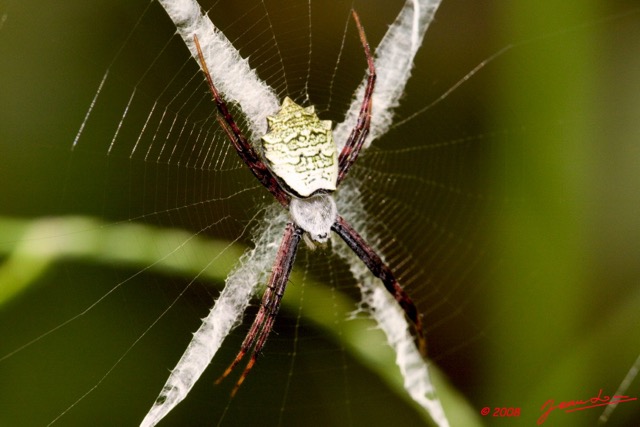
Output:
[
  {"xmin": 216, "ymin": 222, "xmax": 303, "ymax": 396},
  {"xmin": 332, "ymin": 215, "xmax": 427, "ymax": 356}
]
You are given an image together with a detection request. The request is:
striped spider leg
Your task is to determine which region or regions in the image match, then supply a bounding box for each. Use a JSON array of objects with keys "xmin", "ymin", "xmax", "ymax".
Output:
[{"xmin": 194, "ymin": 10, "xmax": 425, "ymax": 397}]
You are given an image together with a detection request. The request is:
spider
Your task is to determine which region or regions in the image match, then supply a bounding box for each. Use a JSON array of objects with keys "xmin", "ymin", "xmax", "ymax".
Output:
[{"xmin": 194, "ymin": 10, "xmax": 425, "ymax": 396}]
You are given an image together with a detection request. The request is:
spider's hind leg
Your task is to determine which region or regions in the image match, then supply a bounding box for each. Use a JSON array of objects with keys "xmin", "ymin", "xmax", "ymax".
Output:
[
  {"xmin": 337, "ymin": 10, "xmax": 376, "ymax": 185},
  {"xmin": 194, "ymin": 35, "xmax": 290, "ymax": 207}
]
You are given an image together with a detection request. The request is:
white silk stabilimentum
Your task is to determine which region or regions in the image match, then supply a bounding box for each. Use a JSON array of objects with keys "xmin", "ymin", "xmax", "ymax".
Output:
[
  {"xmin": 142, "ymin": 1, "xmax": 447, "ymax": 426},
  {"xmin": 334, "ymin": 179, "xmax": 448, "ymax": 426},
  {"xmin": 158, "ymin": 0, "xmax": 279, "ymax": 140},
  {"xmin": 140, "ymin": 207, "xmax": 288, "ymax": 427},
  {"xmin": 334, "ymin": 0, "xmax": 441, "ymax": 150}
]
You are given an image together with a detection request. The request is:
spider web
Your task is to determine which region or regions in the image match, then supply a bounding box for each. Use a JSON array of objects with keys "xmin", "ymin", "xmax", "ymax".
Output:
[{"xmin": 1, "ymin": 0, "xmax": 640, "ymax": 426}]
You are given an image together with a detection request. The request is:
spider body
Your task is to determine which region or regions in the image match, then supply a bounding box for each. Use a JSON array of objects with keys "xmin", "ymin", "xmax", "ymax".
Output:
[
  {"xmin": 194, "ymin": 10, "xmax": 425, "ymax": 397},
  {"xmin": 262, "ymin": 97, "xmax": 338, "ymax": 198},
  {"xmin": 262, "ymin": 97, "xmax": 339, "ymax": 245}
]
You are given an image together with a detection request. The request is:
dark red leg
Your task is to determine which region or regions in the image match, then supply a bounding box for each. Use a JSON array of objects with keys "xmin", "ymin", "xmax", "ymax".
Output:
[
  {"xmin": 216, "ymin": 222, "xmax": 303, "ymax": 395},
  {"xmin": 337, "ymin": 10, "xmax": 376, "ymax": 184},
  {"xmin": 194, "ymin": 36, "xmax": 290, "ymax": 207},
  {"xmin": 331, "ymin": 215, "xmax": 427, "ymax": 356}
]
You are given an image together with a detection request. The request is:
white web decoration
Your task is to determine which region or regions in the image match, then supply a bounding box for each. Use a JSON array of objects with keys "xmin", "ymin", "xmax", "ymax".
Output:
[{"xmin": 140, "ymin": 0, "xmax": 447, "ymax": 426}]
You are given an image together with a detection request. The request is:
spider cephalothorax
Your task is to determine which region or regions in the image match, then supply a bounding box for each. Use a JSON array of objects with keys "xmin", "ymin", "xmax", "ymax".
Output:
[{"xmin": 194, "ymin": 10, "xmax": 425, "ymax": 396}]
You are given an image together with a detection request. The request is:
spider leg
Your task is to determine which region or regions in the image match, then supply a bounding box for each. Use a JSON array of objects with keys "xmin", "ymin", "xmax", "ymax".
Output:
[
  {"xmin": 216, "ymin": 222, "xmax": 303, "ymax": 396},
  {"xmin": 331, "ymin": 215, "xmax": 427, "ymax": 356},
  {"xmin": 337, "ymin": 10, "xmax": 376, "ymax": 184},
  {"xmin": 194, "ymin": 35, "xmax": 290, "ymax": 207}
]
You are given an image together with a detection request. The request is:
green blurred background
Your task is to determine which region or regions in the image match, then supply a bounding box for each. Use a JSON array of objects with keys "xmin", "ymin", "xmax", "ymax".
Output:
[{"xmin": 1, "ymin": 0, "xmax": 639, "ymax": 426}]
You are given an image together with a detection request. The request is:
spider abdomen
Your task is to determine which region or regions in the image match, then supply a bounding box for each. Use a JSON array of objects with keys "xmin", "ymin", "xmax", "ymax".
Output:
[{"xmin": 261, "ymin": 97, "xmax": 338, "ymax": 198}]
